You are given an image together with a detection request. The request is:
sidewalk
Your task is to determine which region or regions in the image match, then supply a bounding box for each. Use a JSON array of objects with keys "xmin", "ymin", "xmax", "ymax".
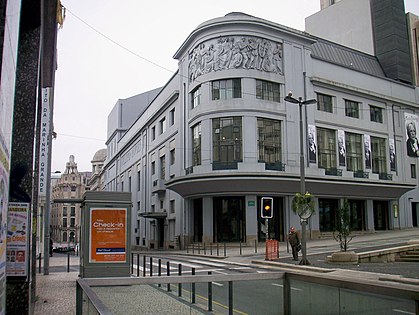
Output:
[
  {"xmin": 34, "ymin": 254, "xmax": 79, "ymax": 315},
  {"xmin": 33, "ymin": 228, "xmax": 419, "ymax": 314}
]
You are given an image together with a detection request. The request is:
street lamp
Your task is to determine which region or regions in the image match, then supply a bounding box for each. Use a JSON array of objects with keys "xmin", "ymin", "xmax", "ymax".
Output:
[{"xmin": 284, "ymin": 92, "xmax": 316, "ymax": 265}]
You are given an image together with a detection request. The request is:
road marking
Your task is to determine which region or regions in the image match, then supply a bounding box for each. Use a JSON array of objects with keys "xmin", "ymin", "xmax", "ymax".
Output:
[
  {"xmin": 392, "ymin": 309, "xmax": 415, "ymax": 315},
  {"xmin": 213, "ymin": 282, "xmax": 224, "ymax": 287},
  {"xmin": 189, "ymin": 259, "xmax": 226, "ymax": 267}
]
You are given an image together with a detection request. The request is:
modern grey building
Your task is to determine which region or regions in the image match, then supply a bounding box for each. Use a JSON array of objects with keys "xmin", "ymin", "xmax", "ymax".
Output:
[{"xmin": 104, "ymin": 9, "xmax": 419, "ymax": 250}]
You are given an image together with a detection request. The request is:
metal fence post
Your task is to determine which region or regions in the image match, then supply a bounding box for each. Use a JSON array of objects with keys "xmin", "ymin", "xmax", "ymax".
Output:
[
  {"xmin": 67, "ymin": 252, "xmax": 70, "ymax": 272},
  {"xmin": 137, "ymin": 254, "xmax": 140, "ymax": 277},
  {"xmin": 167, "ymin": 261, "xmax": 171, "ymax": 292},
  {"xmin": 131, "ymin": 253, "xmax": 134, "ymax": 274},
  {"xmin": 229, "ymin": 281, "xmax": 233, "ymax": 315},
  {"xmin": 191, "ymin": 268, "xmax": 196, "ymax": 304},
  {"xmin": 224, "ymin": 243, "xmax": 226, "ymax": 257},
  {"xmin": 149, "ymin": 256, "xmax": 153, "ymax": 277},
  {"xmin": 208, "ymin": 271, "xmax": 212, "ymax": 311},
  {"xmin": 178, "ymin": 264, "xmax": 182, "ymax": 297}
]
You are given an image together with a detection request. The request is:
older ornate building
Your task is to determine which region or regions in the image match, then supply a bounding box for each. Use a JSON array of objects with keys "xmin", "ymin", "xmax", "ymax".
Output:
[
  {"xmin": 51, "ymin": 156, "xmax": 91, "ymax": 245},
  {"xmin": 88, "ymin": 149, "xmax": 107, "ymax": 191}
]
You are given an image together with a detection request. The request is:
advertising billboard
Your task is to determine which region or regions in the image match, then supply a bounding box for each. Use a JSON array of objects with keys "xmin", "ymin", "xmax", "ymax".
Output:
[{"xmin": 89, "ymin": 208, "xmax": 127, "ymax": 263}]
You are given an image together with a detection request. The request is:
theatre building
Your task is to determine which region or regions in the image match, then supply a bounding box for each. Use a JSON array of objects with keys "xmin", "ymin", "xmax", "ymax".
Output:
[{"xmin": 104, "ymin": 11, "xmax": 419, "ymax": 249}]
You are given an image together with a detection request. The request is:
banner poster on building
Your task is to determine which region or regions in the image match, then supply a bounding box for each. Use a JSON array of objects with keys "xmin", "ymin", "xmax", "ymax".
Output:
[
  {"xmin": 0, "ymin": 148, "xmax": 9, "ymax": 314},
  {"xmin": 6, "ymin": 202, "xmax": 29, "ymax": 277},
  {"xmin": 338, "ymin": 130, "xmax": 346, "ymax": 166},
  {"xmin": 405, "ymin": 112, "xmax": 419, "ymax": 158},
  {"xmin": 89, "ymin": 208, "xmax": 127, "ymax": 263},
  {"xmin": 307, "ymin": 125, "xmax": 317, "ymax": 163},
  {"xmin": 389, "ymin": 138, "xmax": 396, "ymax": 171},
  {"xmin": 38, "ymin": 87, "xmax": 51, "ymax": 196},
  {"xmin": 364, "ymin": 134, "xmax": 371, "ymax": 169}
]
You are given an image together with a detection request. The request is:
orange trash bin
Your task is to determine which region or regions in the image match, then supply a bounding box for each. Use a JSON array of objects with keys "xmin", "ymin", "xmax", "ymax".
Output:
[{"xmin": 265, "ymin": 239, "xmax": 279, "ymax": 261}]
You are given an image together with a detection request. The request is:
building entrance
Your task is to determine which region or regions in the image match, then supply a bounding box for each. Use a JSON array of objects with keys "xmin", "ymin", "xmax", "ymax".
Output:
[
  {"xmin": 213, "ymin": 197, "xmax": 245, "ymax": 242},
  {"xmin": 373, "ymin": 200, "xmax": 389, "ymax": 230}
]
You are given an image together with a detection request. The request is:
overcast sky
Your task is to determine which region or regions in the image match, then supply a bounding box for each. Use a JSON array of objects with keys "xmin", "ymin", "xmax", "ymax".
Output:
[{"xmin": 52, "ymin": 0, "xmax": 419, "ymax": 172}]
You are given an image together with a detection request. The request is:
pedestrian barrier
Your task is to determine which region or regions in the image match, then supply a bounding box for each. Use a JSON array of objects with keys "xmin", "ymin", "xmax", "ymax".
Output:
[{"xmin": 265, "ymin": 239, "xmax": 279, "ymax": 260}]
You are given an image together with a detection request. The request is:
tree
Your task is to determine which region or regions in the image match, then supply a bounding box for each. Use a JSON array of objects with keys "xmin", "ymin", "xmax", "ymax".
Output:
[{"xmin": 333, "ymin": 199, "xmax": 353, "ymax": 252}]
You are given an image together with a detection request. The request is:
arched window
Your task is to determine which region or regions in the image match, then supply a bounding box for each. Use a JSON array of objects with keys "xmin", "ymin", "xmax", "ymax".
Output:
[
  {"xmin": 63, "ymin": 232, "xmax": 67, "ymax": 242},
  {"xmin": 69, "ymin": 232, "xmax": 75, "ymax": 242}
]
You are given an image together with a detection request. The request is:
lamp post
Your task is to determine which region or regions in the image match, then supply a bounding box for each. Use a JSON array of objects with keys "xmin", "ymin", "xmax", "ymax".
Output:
[{"xmin": 284, "ymin": 92, "xmax": 316, "ymax": 265}]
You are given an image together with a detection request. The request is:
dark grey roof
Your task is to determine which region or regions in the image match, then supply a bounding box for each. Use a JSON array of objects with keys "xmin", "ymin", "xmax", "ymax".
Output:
[{"xmin": 311, "ymin": 39, "xmax": 385, "ymax": 78}]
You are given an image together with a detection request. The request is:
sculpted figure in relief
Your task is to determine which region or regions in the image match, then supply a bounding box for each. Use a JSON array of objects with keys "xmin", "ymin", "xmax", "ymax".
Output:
[{"xmin": 188, "ymin": 35, "xmax": 283, "ymax": 83}]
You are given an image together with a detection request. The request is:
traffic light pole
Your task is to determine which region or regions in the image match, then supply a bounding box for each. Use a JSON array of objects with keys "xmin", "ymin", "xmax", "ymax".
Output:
[{"xmin": 265, "ymin": 219, "xmax": 269, "ymax": 240}]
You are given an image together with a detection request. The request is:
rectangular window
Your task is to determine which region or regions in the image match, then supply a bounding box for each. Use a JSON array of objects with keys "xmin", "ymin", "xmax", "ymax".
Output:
[
  {"xmin": 371, "ymin": 136, "xmax": 387, "ymax": 174},
  {"xmin": 170, "ymin": 149, "xmax": 175, "ymax": 165},
  {"xmin": 411, "ymin": 164, "xmax": 417, "ymax": 179},
  {"xmin": 128, "ymin": 176, "xmax": 131, "ymax": 192},
  {"xmin": 160, "ymin": 155, "xmax": 165, "ymax": 180},
  {"xmin": 345, "ymin": 100, "xmax": 359, "ymax": 118},
  {"xmin": 317, "ymin": 93, "xmax": 333, "ymax": 113},
  {"xmin": 213, "ymin": 117, "xmax": 242, "ymax": 168},
  {"xmin": 191, "ymin": 86, "xmax": 201, "ymax": 108},
  {"xmin": 70, "ymin": 207, "xmax": 76, "ymax": 216},
  {"xmin": 170, "ymin": 200, "xmax": 175, "ymax": 214},
  {"xmin": 345, "ymin": 132, "xmax": 363, "ymax": 172},
  {"xmin": 151, "ymin": 126, "xmax": 156, "ymax": 140},
  {"xmin": 317, "ymin": 127, "xmax": 336, "ymax": 169},
  {"xmin": 169, "ymin": 108, "xmax": 175, "ymax": 126},
  {"xmin": 151, "ymin": 161, "xmax": 155, "ymax": 175},
  {"xmin": 192, "ymin": 123, "xmax": 202, "ymax": 166},
  {"xmin": 257, "ymin": 118, "xmax": 281, "ymax": 163},
  {"xmin": 137, "ymin": 171, "xmax": 141, "ymax": 191},
  {"xmin": 63, "ymin": 207, "xmax": 67, "ymax": 217},
  {"xmin": 370, "ymin": 105, "xmax": 383, "ymax": 123},
  {"xmin": 63, "ymin": 218, "xmax": 67, "ymax": 227},
  {"xmin": 159, "ymin": 117, "xmax": 166, "ymax": 135},
  {"xmin": 212, "ymin": 79, "xmax": 241, "ymax": 100},
  {"xmin": 70, "ymin": 218, "xmax": 75, "ymax": 227},
  {"xmin": 256, "ymin": 80, "xmax": 280, "ymax": 102}
]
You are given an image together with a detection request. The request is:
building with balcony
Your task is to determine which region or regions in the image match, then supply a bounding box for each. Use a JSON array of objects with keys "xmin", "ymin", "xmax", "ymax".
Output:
[
  {"xmin": 104, "ymin": 9, "xmax": 419, "ymax": 250},
  {"xmin": 51, "ymin": 155, "xmax": 91, "ymax": 245}
]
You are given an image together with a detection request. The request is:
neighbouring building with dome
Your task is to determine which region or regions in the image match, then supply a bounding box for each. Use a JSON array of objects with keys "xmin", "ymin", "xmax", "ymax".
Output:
[
  {"xmin": 88, "ymin": 149, "xmax": 107, "ymax": 191},
  {"xmin": 104, "ymin": 3, "xmax": 419, "ymax": 250}
]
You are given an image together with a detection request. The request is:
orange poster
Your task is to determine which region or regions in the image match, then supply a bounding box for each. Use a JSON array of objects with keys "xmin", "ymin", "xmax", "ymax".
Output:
[{"xmin": 90, "ymin": 208, "xmax": 127, "ymax": 263}]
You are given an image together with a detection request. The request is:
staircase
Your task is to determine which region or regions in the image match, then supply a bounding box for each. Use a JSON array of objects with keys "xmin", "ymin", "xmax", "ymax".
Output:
[{"xmin": 395, "ymin": 250, "xmax": 419, "ymax": 262}]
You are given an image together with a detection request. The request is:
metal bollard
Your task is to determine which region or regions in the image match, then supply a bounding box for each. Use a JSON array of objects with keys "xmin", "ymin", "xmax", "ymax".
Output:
[
  {"xmin": 240, "ymin": 241, "xmax": 242, "ymax": 255},
  {"xmin": 137, "ymin": 254, "xmax": 140, "ymax": 277},
  {"xmin": 38, "ymin": 253, "xmax": 42, "ymax": 274},
  {"xmin": 67, "ymin": 252, "xmax": 70, "ymax": 272},
  {"xmin": 224, "ymin": 243, "xmax": 227, "ymax": 257},
  {"xmin": 204, "ymin": 243, "xmax": 206, "ymax": 255},
  {"xmin": 178, "ymin": 264, "xmax": 182, "ymax": 297},
  {"xmin": 191, "ymin": 268, "xmax": 196, "ymax": 304},
  {"xmin": 208, "ymin": 271, "xmax": 212, "ymax": 311},
  {"xmin": 131, "ymin": 253, "xmax": 134, "ymax": 274},
  {"xmin": 143, "ymin": 255, "xmax": 146, "ymax": 277},
  {"xmin": 149, "ymin": 257, "xmax": 153, "ymax": 277},
  {"xmin": 217, "ymin": 243, "xmax": 219, "ymax": 256},
  {"xmin": 158, "ymin": 259, "xmax": 161, "ymax": 287},
  {"xmin": 255, "ymin": 239, "xmax": 258, "ymax": 253},
  {"xmin": 210, "ymin": 243, "xmax": 213, "ymax": 256},
  {"xmin": 167, "ymin": 261, "xmax": 171, "ymax": 292}
]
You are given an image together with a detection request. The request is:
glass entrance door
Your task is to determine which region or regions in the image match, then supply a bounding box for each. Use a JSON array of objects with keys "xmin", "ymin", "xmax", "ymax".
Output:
[{"xmin": 213, "ymin": 197, "xmax": 245, "ymax": 242}]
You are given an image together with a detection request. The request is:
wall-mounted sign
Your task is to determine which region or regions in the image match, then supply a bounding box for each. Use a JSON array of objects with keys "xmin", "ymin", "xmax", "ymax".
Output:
[
  {"xmin": 248, "ymin": 201, "xmax": 255, "ymax": 207},
  {"xmin": 89, "ymin": 208, "xmax": 127, "ymax": 263},
  {"xmin": 6, "ymin": 202, "xmax": 29, "ymax": 277},
  {"xmin": 38, "ymin": 87, "xmax": 51, "ymax": 196}
]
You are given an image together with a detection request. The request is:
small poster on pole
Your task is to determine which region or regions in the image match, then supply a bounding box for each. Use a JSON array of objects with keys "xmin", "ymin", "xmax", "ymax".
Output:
[{"xmin": 6, "ymin": 202, "xmax": 29, "ymax": 277}]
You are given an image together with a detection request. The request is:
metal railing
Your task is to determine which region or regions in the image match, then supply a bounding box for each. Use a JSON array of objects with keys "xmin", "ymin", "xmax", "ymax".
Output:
[{"xmin": 76, "ymin": 267, "xmax": 419, "ymax": 314}]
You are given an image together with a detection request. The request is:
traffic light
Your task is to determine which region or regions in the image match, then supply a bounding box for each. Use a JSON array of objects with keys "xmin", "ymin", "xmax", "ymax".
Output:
[{"xmin": 261, "ymin": 197, "xmax": 273, "ymax": 219}]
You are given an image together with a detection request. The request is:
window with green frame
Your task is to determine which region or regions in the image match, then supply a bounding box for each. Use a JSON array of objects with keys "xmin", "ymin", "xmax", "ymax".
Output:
[
  {"xmin": 257, "ymin": 118, "xmax": 281, "ymax": 163},
  {"xmin": 345, "ymin": 100, "xmax": 360, "ymax": 118},
  {"xmin": 371, "ymin": 136, "xmax": 387, "ymax": 174},
  {"xmin": 212, "ymin": 79, "xmax": 241, "ymax": 100},
  {"xmin": 317, "ymin": 127, "xmax": 336, "ymax": 169},
  {"xmin": 345, "ymin": 132, "xmax": 363, "ymax": 172},
  {"xmin": 212, "ymin": 117, "xmax": 242, "ymax": 168},
  {"xmin": 317, "ymin": 93, "xmax": 333, "ymax": 113},
  {"xmin": 256, "ymin": 80, "xmax": 280, "ymax": 102}
]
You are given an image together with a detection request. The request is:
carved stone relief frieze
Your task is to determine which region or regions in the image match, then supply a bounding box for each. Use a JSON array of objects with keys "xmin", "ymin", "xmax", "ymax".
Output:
[{"xmin": 188, "ymin": 36, "xmax": 283, "ymax": 83}]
